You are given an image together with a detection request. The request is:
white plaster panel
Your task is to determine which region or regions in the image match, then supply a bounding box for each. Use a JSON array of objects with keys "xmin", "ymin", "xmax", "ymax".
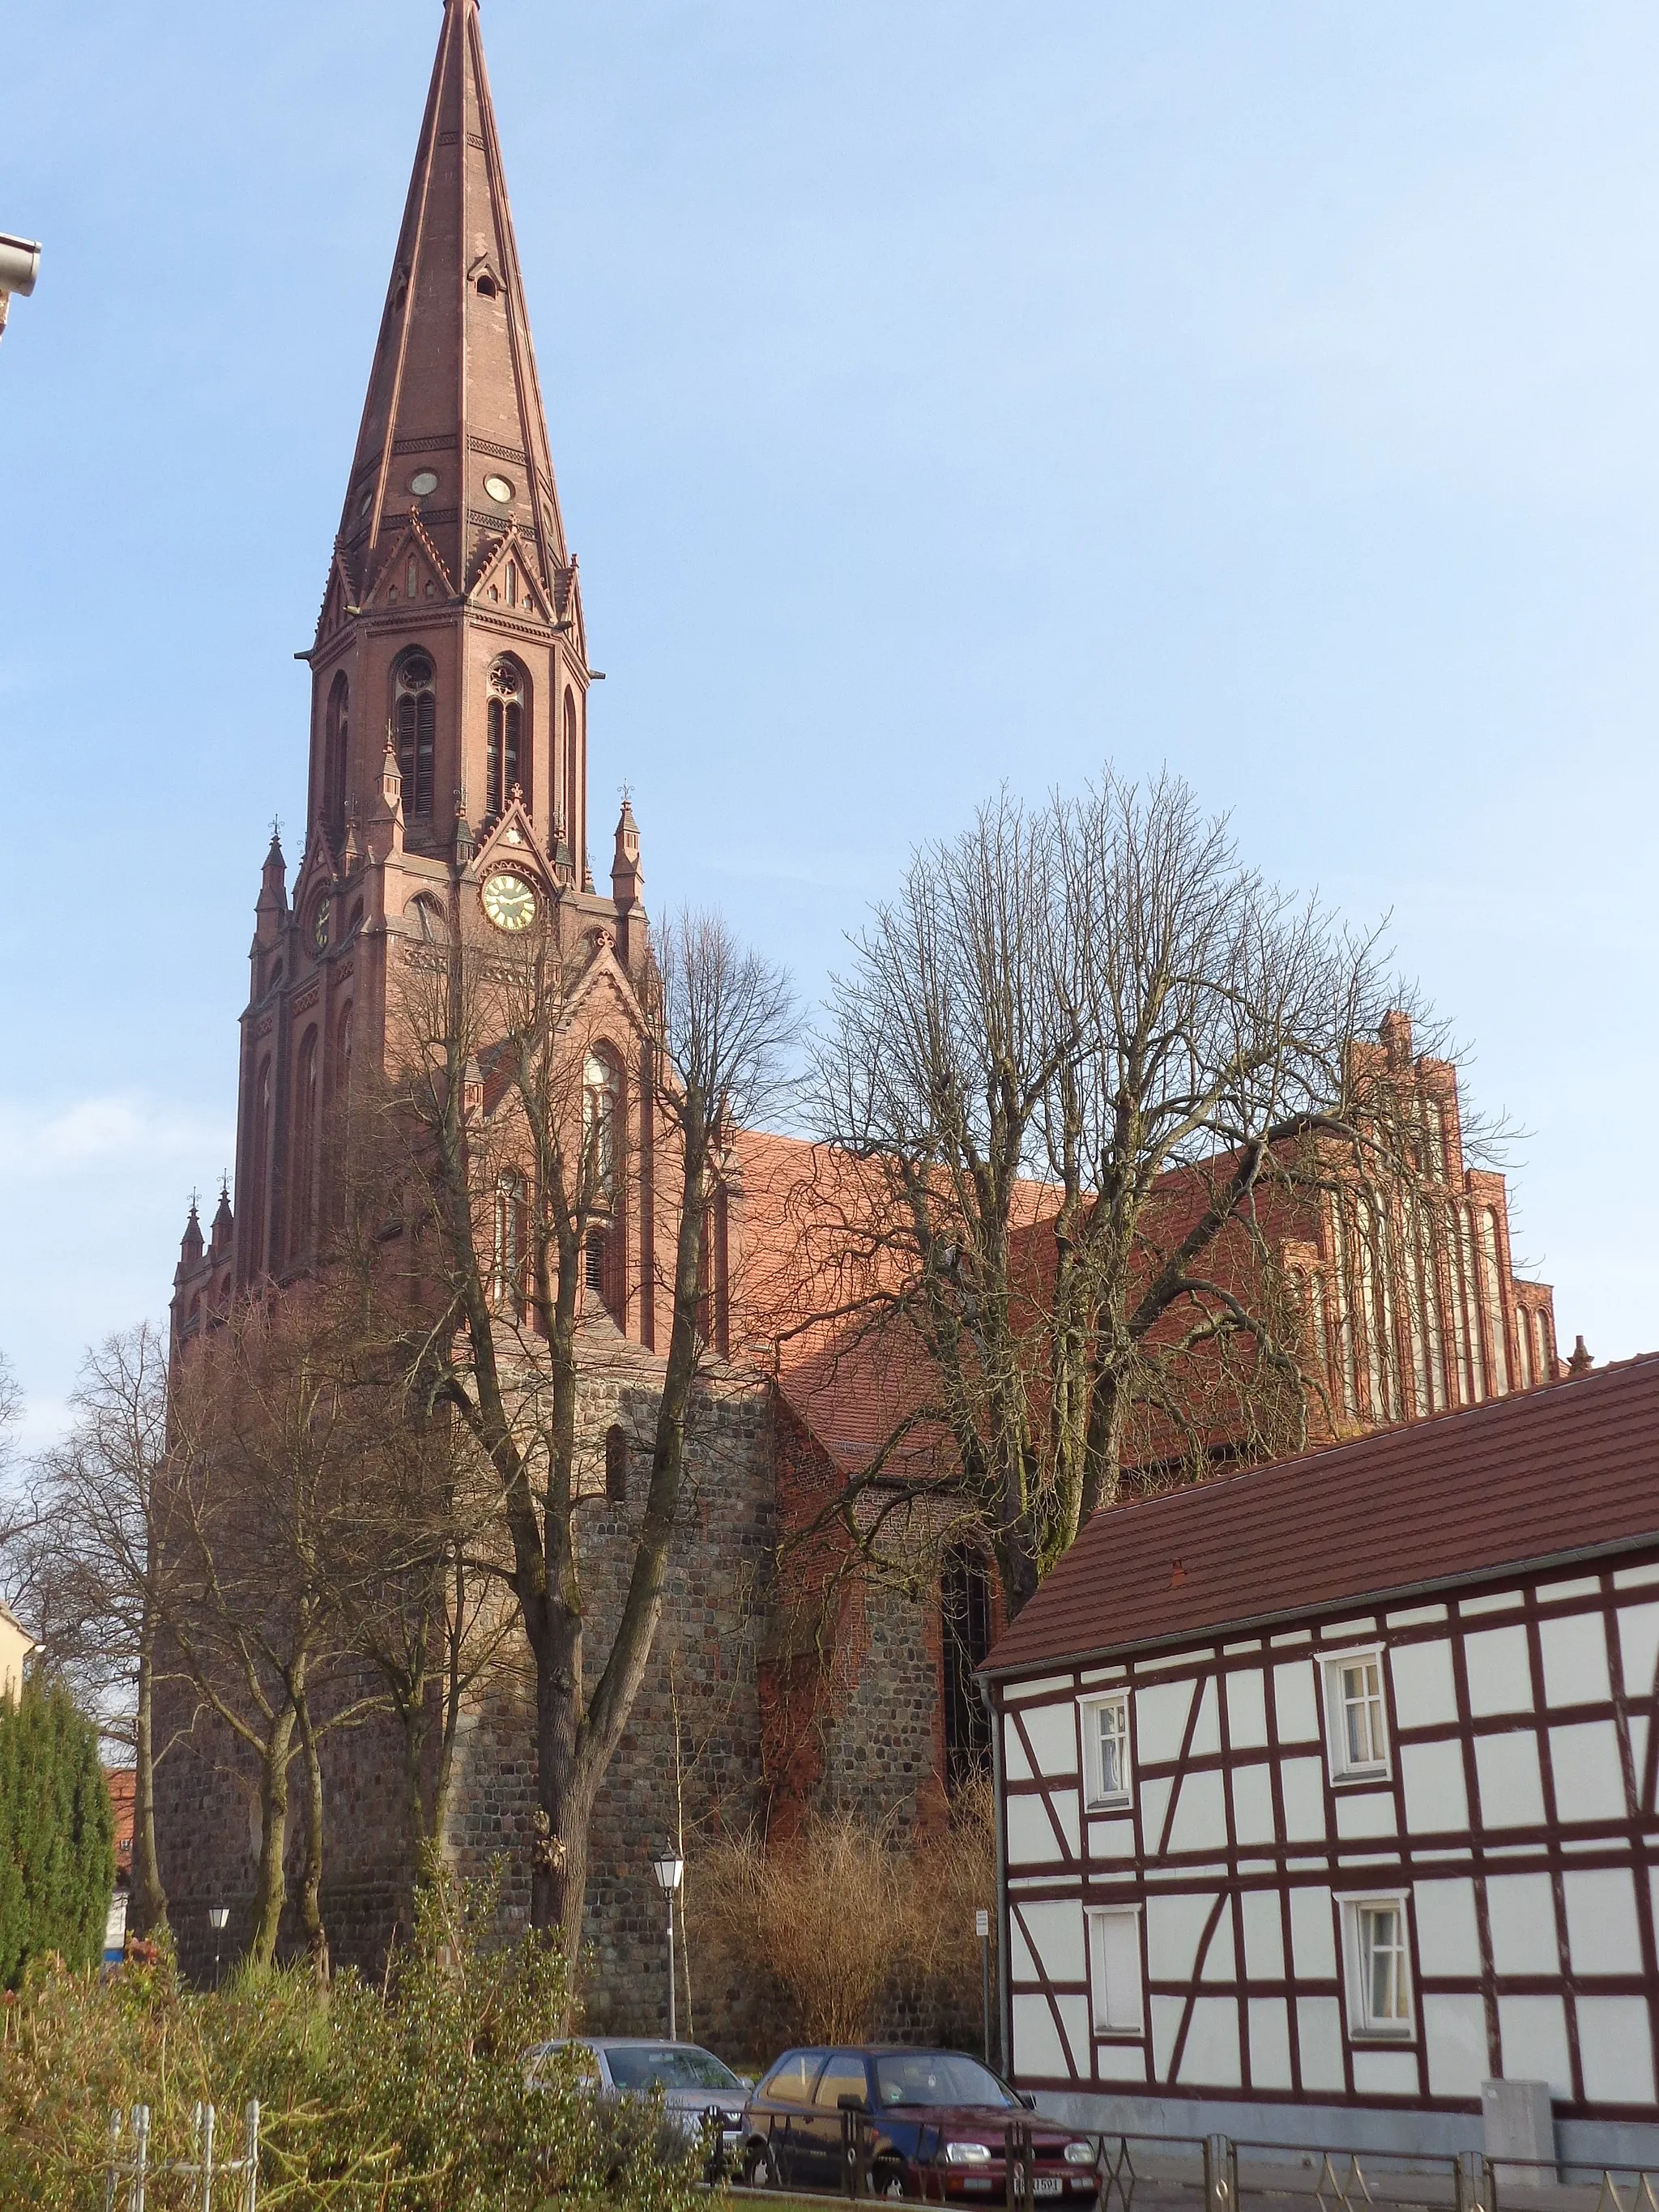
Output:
[
  {"xmin": 1289, "ymin": 1886, "xmax": 1337, "ymax": 1980},
  {"xmin": 1013, "ymin": 1993, "xmax": 1073, "ymax": 2082},
  {"xmin": 1389, "ymin": 1639, "xmax": 1459, "ymax": 1729},
  {"xmin": 1240, "ymin": 1890, "xmax": 1286, "ymax": 1980},
  {"xmin": 1388, "ymin": 1605, "xmax": 1449, "ymax": 1628},
  {"xmin": 1485, "ymin": 1873, "xmax": 1557, "ymax": 1976},
  {"xmin": 1619, "ymin": 1603, "xmax": 1659, "ymax": 1705},
  {"xmin": 1167, "ymin": 1769, "xmax": 1228, "ymax": 1857},
  {"xmin": 1463, "ymin": 1591, "xmax": 1522, "ymax": 1617},
  {"xmin": 1401, "ymin": 1738, "xmax": 1469, "ymax": 1836},
  {"xmin": 1226, "ymin": 1670, "xmax": 1269, "ymax": 1751},
  {"xmin": 1496, "ymin": 1995, "xmax": 1572, "ymax": 2096},
  {"xmin": 1138, "ymin": 1777, "xmax": 1172, "ymax": 1855},
  {"xmin": 1020, "ymin": 1703, "xmax": 1080, "ymax": 1779},
  {"xmin": 1200, "ymin": 1897, "xmax": 1237, "ymax": 1984},
  {"xmin": 1146, "ymin": 1892, "xmax": 1216, "ymax": 1985},
  {"xmin": 1189, "ymin": 1677, "xmax": 1221, "ymax": 1758},
  {"xmin": 1473, "ymin": 1730, "xmax": 1546, "ymax": 1830},
  {"xmin": 1150, "ymin": 1994, "xmax": 1184, "ymax": 2082},
  {"xmin": 1547, "ymin": 1578, "xmax": 1602, "ymax": 1604},
  {"xmin": 1351, "ymin": 2050, "xmax": 1419, "ymax": 2097},
  {"xmin": 1177, "ymin": 1998, "xmax": 1242, "ymax": 2086},
  {"xmin": 1089, "ymin": 1818, "xmax": 1136, "ymax": 1860},
  {"xmin": 1550, "ymin": 1721, "xmax": 1627, "ymax": 1824},
  {"xmin": 1009, "ymin": 1675, "xmax": 1074, "ymax": 1705},
  {"xmin": 1465, "ymin": 1625, "xmax": 1533, "ymax": 1716},
  {"xmin": 1280, "ymin": 1755, "xmax": 1327, "ymax": 1841},
  {"xmin": 1334, "ymin": 1790, "xmax": 1397, "ymax": 1839},
  {"xmin": 1095, "ymin": 2044, "xmax": 1148, "ymax": 2082},
  {"xmin": 1423, "ymin": 1993, "xmax": 1490, "ymax": 2099},
  {"xmin": 1136, "ymin": 1679, "xmax": 1196, "ymax": 1765},
  {"xmin": 1231, "ymin": 1762, "xmax": 1277, "ymax": 1848},
  {"xmin": 1615, "ymin": 1565, "xmax": 1659, "ymax": 1592},
  {"xmin": 1018, "ymin": 1899, "xmax": 1086, "ymax": 1986},
  {"xmin": 1273, "ymin": 1660, "xmax": 1320, "ymax": 1743},
  {"xmin": 1006, "ymin": 1795, "xmax": 1064, "ymax": 1866},
  {"xmin": 1539, "ymin": 1612, "xmax": 1611, "ymax": 1710},
  {"xmin": 1247, "ymin": 1998, "xmax": 1293, "ymax": 2090},
  {"xmin": 1002, "ymin": 1717, "xmax": 1034, "ymax": 1784},
  {"xmin": 1051, "ymin": 1789, "xmax": 1083, "ymax": 1860},
  {"xmin": 1054, "ymin": 1992, "xmax": 1090, "ymax": 2077},
  {"xmin": 1575, "ymin": 1997, "xmax": 1656, "ymax": 2107},
  {"xmin": 1631, "ymin": 1717, "xmax": 1650, "ymax": 1793},
  {"xmin": 1296, "ymin": 1997, "xmax": 1346, "ymax": 2091},
  {"xmin": 1563, "ymin": 1869, "xmax": 1641, "ymax": 1977},
  {"xmin": 1413, "ymin": 1878, "xmax": 1482, "ymax": 1979}
]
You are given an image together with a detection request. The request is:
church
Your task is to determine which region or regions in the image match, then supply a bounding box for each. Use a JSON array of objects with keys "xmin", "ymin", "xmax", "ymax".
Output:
[{"xmin": 160, "ymin": 0, "xmax": 1561, "ymax": 2031}]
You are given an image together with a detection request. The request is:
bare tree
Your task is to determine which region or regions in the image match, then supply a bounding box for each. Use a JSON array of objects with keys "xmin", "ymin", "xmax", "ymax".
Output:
[
  {"xmin": 164, "ymin": 1290, "xmax": 382, "ymax": 1974},
  {"xmin": 808, "ymin": 769, "xmax": 1446, "ymax": 1617},
  {"xmin": 18, "ymin": 1327, "xmax": 181, "ymax": 1936},
  {"xmin": 376, "ymin": 897, "xmax": 794, "ymax": 1970}
]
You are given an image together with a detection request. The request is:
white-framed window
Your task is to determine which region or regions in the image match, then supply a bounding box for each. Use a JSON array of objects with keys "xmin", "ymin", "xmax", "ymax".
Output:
[
  {"xmin": 1080, "ymin": 1692, "xmax": 1132, "ymax": 1809},
  {"xmin": 1338, "ymin": 1893, "xmax": 1414, "ymax": 2038},
  {"xmin": 1321, "ymin": 1646, "xmax": 1389, "ymax": 1782},
  {"xmin": 1086, "ymin": 1906, "xmax": 1144, "ymax": 2035}
]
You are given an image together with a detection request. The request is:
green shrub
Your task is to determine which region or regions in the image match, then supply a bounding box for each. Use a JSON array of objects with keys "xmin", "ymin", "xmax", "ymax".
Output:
[
  {"xmin": 0, "ymin": 1676, "xmax": 116, "ymax": 1988},
  {"xmin": 0, "ymin": 1868, "xmax": 706, "ymax": 2211}
]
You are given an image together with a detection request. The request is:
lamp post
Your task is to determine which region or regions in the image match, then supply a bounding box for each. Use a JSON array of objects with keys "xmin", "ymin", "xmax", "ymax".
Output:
[
  {"xmin": 208, "ymin": 1905, "xmax": 229, "ymax": 1991},
  {"xmin": 651, "ymin": 1850, "xmax": 684, "ymax": 2041}
]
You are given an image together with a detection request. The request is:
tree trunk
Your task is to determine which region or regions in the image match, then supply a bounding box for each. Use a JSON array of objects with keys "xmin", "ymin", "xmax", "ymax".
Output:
[
  {"xmin": 293, "ymin": 1689, "xmax": 331, "ymax": 1983},
  {"xmin": 247, "ymin": 1702, "xmax": 296, "ymax": 1971},
  {"xmin": 128, "ymin": 1615, "xmax": 168, "ymax": 1938}
]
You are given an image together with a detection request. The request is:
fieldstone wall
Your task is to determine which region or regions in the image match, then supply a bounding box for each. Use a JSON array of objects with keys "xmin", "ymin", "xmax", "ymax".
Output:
[{"xmin": 153, "ymin": 1340, "xmax": 777, "ymax": 2049}]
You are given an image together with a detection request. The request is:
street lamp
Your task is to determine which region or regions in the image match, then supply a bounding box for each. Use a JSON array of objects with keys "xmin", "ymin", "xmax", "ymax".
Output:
[
  {"xmin": 208, "ymin": 1905, "xmax": 229, "ymax": 1991},
  {"xmin": 0, "ymin": 235, "xmax": 41, "ymax": 345},
  {"xmin": 651, "ymin": 1850, "xmax": 684, "ymax": 2041}
]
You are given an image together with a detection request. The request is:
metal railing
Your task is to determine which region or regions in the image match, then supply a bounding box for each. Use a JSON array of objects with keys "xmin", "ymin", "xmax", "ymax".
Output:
[
  {"xmin": 104, "ymin": 2101, "xmax": 260, "ymax": 2212},
  {"xmin": 728, "ymin": 2123, "xmax": 1659, "ymax": 2212}
]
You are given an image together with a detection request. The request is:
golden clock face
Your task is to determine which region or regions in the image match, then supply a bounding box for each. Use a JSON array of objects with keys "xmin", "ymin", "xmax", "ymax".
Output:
[
  {"xmin": 312, "ymin": 904, "xmax": 330, "ymax": 953},
  {"xmin": 482, "ymin": 872, "xmax": 536, "ymax": 933}
]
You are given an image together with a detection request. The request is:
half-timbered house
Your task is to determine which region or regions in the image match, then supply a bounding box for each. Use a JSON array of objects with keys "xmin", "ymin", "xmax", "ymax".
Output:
[{"xmin": 982, "ymin": 1353, "xmax": 1659, "ymax": 2165}]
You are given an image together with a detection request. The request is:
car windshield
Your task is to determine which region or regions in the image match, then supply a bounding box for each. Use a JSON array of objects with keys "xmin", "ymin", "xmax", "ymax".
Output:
[
  {"xmin": 874, "ymin": 2054, "xmax": 1018, "ymax": 2109},
  {"xmin": 604, "ymin": 2045, "xmax": 743, "ymax": 2093}
]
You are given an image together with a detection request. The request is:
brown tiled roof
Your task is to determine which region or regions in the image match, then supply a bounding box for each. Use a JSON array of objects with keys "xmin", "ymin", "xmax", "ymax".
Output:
[{"xmin": 983, "ymin": 1353, "xmax": 1659, "ymax": 1678}]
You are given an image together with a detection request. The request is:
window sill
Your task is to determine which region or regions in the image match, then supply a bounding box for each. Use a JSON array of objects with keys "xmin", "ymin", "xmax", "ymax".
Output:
[
  {"xmin": 1348, "ymin": 2025, "xmax": 1415, "ymax": 2044},
  {"xmin": 1085, "ymin": 1795, "xmax": 1133, "ymax": 1815},
  {"xmin": 1330, "ymin": 1767, "xmax": 1392, "ymax": 1789}
]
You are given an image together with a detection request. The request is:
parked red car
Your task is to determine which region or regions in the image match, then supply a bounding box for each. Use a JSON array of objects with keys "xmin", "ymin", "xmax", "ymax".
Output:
[{"xmin": 738, "ymin": 2047, "xmax": 1098, "ymax": 2200}]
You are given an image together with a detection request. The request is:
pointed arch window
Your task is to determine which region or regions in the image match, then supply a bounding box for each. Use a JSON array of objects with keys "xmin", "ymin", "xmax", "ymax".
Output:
[
  {"xmin": 247, "ymin": 1057, "xmax": 273, "ymax": 1278},
  {"xmin": 487, "ymin": 659, "xmax": 528, "ymax": 817},
  {"xmin": 562, "ymin": 688, "xmax": 579, "ymax": 858},
  {"xmin": 583, "ymin": 1049, "xmax": 622, "ymax": 1201},
  {"xmin": 394, "ymin": 651, "xmax": 436, "ymax": 816},
  {"xmin": 323, "ymin": 672, "xmax": 349, "ymax": 837},
  {"xmin": 291, "ymin": 1027, "xmax": 320, "ymax": 1259},
  {"xmin": 493, "ymin": 1171, "xmax": 527, "ymax": 1319}
]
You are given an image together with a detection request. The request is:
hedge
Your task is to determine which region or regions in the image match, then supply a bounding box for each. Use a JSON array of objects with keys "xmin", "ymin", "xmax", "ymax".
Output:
[{"xmin": 0, "ymin": 1675, "xmax": 117, "ymax": 1988}]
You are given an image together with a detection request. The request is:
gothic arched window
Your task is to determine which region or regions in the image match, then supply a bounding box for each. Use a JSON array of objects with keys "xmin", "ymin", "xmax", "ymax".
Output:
[
  {"xmin": 394, "ymin": 650, "xmax": 436, "ymax": 816},
  {"xmin": 493, "ymin": 1171, "xmax": 527, "ymax": 1316},
  {"xmin": 562, "ymin": 688, "xmax": 578, "ymax": 855},
  {"xmin": 583, "ymin": 1049, "xmax": 622, "ymax": 1200},
  {"xmin": 248, "ymin": 1057, "xmax": 273, "ymax": 1276},
  {"xmin": 486, "ymin": 658, "xmax": 528, "ymax": 817},
  {"xmin": 292, "ymin": 1027, "xmax": 319, "ymax": 1257},
  {"xmin": 323, "ymin": 672, "xmax": 349, "ymax": 836}
]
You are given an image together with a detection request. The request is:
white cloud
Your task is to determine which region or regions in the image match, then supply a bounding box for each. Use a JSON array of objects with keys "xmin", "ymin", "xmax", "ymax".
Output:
[{"xmin": 0, "ymin": 1094, "xmax": 232, "ymax": 1179}]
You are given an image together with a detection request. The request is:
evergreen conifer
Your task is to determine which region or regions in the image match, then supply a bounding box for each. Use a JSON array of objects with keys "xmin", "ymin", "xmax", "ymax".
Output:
[{"xmin": 0, "ymin": 1677, "xmax": 117, "ymax": 1987}]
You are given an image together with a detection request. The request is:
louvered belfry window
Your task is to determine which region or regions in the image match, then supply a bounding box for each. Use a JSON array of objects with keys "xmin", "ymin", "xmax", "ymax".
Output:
[
  {"xmin": 394, "ymin": 651, "xmax": 436, "ymax": 816},
  {"xmin": 487, "ymin": 660, "xmax": 524, "ymax": 816}
]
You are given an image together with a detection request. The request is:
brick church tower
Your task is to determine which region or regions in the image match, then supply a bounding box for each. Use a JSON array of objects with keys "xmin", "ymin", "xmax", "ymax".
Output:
[{"xmin": 173, "ymin": 0, "xmax": 649, "ymax": 1336}]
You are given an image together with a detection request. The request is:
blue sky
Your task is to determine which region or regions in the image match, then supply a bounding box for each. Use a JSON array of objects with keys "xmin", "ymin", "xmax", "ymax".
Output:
[{"xmin": 2, "ymin": 2, "xmax": 1655, "ymax": 1441}]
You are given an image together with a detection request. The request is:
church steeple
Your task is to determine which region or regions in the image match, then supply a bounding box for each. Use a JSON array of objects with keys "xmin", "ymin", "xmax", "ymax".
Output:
[
  {"xmin": 302, "ymin": 0, "xmax": 591, "ymax": 873},
  {"xmin": 341, "ymin": 0, "xmax": 565, "ymax": 591}
]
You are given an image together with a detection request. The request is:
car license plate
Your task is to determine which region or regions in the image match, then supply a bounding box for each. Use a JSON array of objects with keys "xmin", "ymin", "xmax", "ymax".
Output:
[{"xmin": 1033, "ymin": 2178, "xmax": 1064, "ymax": 2197}]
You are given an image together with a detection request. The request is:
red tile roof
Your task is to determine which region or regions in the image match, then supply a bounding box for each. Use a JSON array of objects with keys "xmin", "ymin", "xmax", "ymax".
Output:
[{"xmin": 982, "ymin": 1353, "xmax": 1659, "ymax": 1678}]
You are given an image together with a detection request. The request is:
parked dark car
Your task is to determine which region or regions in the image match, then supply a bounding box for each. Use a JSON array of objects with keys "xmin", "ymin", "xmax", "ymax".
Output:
[{"xmin": 737, "ymin": 2047, "xmax": 1098, "ymax": 2200}]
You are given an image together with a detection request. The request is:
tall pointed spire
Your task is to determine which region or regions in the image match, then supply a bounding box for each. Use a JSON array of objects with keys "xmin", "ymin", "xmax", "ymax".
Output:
[{"xmin": 341, "ymin": 0, "xmax": 566, "ymax": 599}]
